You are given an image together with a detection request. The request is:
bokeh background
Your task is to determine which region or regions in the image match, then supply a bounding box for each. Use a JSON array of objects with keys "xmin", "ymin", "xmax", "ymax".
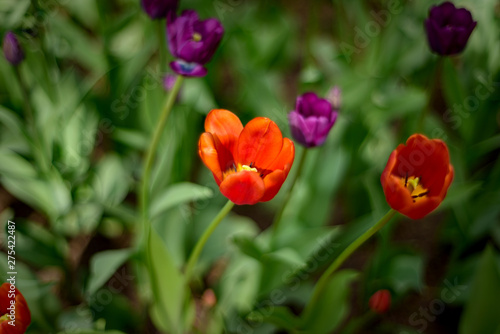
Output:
[{"xmin": 1, "ymin": 0, "xmax": 499, "ymax": 333}]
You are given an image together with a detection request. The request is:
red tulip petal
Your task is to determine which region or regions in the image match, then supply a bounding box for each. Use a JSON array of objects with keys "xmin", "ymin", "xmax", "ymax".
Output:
[
  {"xmin": 261, "ymin": 169, "xmax": 286, "ymax": 202},
  {"xmin": 438, "ymin": 165, "xmax": 454, "ymax": 199},
  {"xmin": 198, "ymin": 132, "xmax": 223, "ymax": 184},
  {"xmin": 0, "ymin": 283, "xmax": 31, "ymax": 333},
  {"xmin": 204, "ymin": 109, "xmax": 243, "ymax": 154},
  {"xmin": 399, "ymin": 196, "xmax": 443, "ymax": 220},
  {"xmin": 235, "ymin": 117, "xmax": 284, "ymax": 170},
  {"xmin": 219, "ymin": 170, "xmax": 265, "ymax": 205}
]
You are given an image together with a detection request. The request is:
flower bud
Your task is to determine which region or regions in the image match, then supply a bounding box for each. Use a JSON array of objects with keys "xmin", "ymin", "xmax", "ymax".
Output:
[
  {"xmin": 425, "ymin": 2, "xmax": 477, "ymax": 56},
  {"xmin": 288, "ymin": 92, "xmax": 338, "ymax": 148},
  {"xmin": 369, "ymin": 289, "xmax": 391, "ymax": 314},
  {"xmin": 141, "ymin": 0, "xmax": 178, "ymax": 20},
  {"xmin": 3, "ymin": 32, "xmax": 24, "ymax": 65}
]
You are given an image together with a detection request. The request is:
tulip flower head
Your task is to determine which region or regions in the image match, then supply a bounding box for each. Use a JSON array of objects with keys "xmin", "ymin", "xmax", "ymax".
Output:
[
  {"xmin": 199, "ymin": 109, "xmax": 295, "ymax": 205},
  {"xmin": 381, "ymin": 134, "xmax": 454, "ymax": 220},
  {"xmin": 425, "ymin": 2, "xmax": 477, "ymax": 56},
  {"xmin": 141, "ymin": 0, "xmax": 178, "ymax": 20},
  {"xmin": 288, "ymin": 92, "xmax": 339, "ymax": 148},
  {"xmin": 167, "ymin": 10, "xmax": 224, "ymax": 77},
  {"xmin": 0, "ymin": 283, "xmax": 31, "ymax": 333},
  {"xmin": 369, "ymin": 289, "xmax": 391, "ymax": 314},
  {"xmin": 2, "ymin": 32, "xmax": 24, "ymax": 66}
]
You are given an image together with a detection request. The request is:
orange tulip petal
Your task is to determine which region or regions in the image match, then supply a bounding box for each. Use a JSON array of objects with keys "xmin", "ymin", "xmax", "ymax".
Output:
[
  {"xmin": 261, "ymin": 169, "xmax": 286, "ymax": 202},
  {"xmin": 266, "ymin": 138, "xmax": 295, "ymax": 175},
  {"xmin": 235, "ymin": 117, "xmax": 284, "ymax": 170},
  {"xmin": 0, "ymin": 283, "xmax": 31, "ymax": 334},
  {"xmin": 198, "ymin": 132, "xmax": 223, "ymax": 184},
  {"xmin": 204, "ymin": 109, "xmax": 243, "ymax": 154},
  {"xmin": 219, "ymin": 171, "xmax": 265, "ymax": 205}
]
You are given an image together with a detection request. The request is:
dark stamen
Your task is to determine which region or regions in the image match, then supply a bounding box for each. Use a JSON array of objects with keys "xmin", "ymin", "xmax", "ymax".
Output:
[{"xmin": 405, "ymin": 172, "xmax": 408, "ymax": 187}]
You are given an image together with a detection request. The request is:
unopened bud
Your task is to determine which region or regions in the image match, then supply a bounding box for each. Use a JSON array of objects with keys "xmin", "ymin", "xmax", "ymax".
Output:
[
  {"xmin": 3, "ymin": 32, "xmax": 24, "ymax": 65},
  {"xmin": 369, "ymin": 289, "xmax": 391, "ymax": 314}
]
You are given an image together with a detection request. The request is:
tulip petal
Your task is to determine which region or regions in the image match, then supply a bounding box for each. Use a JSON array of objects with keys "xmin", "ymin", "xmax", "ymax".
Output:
[
  {"xmin": 261, "ymin": 169, "xmax": 286, "ymax": 202},
  {"xmin": 205, "ymin": 109, "xmax": 243, "ymax": 152},
  {"xmin": 204, "ymin": 109, "xmax": 243, "ymax": 172},
  {"xmin": 266, "ymin": 138, "xmax": 295, "ymax": 175},
  {"xmin": 198, "ymin": 132, "xmax": 223, "ymax": 185},
  {"xmin": 236, "ymin": 117, "xmax": 284, "ymax": 170},
  {"xmin": 0, "ymin": 283, "xmax": 31, "ymax": 333},
  {"xmin": 170, "ymin": 60, "xmax": 207, "ymax": 77},
  {"xmin": 399, "ymin": 196, "xmax": 443, "ymax": 220},
  {"xmin": 219, "ymin": 171, "xmax": 265, "ymax": 205}
]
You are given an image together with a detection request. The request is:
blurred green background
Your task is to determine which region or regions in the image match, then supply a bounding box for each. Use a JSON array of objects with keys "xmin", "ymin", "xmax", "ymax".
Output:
[{"xmin": 0, "ymin": 0, "xmax": 499, "ymax": 333}]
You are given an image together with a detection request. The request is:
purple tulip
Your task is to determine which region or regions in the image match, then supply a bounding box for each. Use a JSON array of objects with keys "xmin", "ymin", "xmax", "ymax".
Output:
[
  {"xmin": 141, "ymin": 0, "xmax": 178, "ymax": 20},
  {"xmin": 2, "ymin": 32, "xmax": 24, "ymax": 66},
  {"xmin": 288, "ymin": 92, "xmax": 339, "ymax": 148},
  {"xmin": 425, "ymin": 2, "xmax": 477, "ymax": 56},
  {"xmin": 167, "ymin": 10, "xmax": 224, "ymax": 77}
]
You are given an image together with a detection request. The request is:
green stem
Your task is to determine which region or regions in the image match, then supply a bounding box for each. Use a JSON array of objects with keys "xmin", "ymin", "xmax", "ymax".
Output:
[
  {"xmin": 14, "ymin": 66, "xmax": 50, "ymax": 173},
  {"xmin": 140, "ymin": 75, "xmax": 184, "ymax": 228},
  {"xmin": 185, "ymin": 200, "xmax": 235, "ymax": 282},
  {"xmin": 138, "ymin": 75, "xmax": 183, "ymax": 334},
  {"xmin": 271, "ymin": 147, "xmax": 309, "ymax": 241},
  {"xmin": 157, "ymin": 20, "xmax": 167, "ymax": 73},
  {"xmin": 302, "ymin": 209, "xmax": 397, "ymax": 320},
  {"xmin": 417, "ymin": 57, "xmax": 443, "ymax": 132}
]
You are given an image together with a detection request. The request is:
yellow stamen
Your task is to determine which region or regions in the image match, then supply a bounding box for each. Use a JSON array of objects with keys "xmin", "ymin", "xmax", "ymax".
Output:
[
  {"xmin": 240, "ymin": 164, "xmax": 258, "ymax": 172},
  {"xmin": 193, "ymin": 32, "xmax": 202, "ymax": 42},
  {"xmin": 401, "ymin": 175, "xmax": 429, "ymax": 203}
]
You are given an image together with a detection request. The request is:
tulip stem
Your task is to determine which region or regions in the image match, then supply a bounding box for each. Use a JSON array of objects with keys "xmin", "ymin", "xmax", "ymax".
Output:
[
  {"xmin": 271, "ymin": 147, "xmax": 309, "ymax": 245},
  {"xmin": 417, "ymin": 57, "xmax": 443, "ymax": 132},
  {"xmin": 185, "ymin": 200, "xmax": 235, "ymax": 282},
  {"xmin": 138, "ymin": 75, "xmax": 183, "ymax": 311},
  {"xmin": 157, "ymin": 20, "xmax": 167, "ymax": 73},
  {"xmin": 301, "ymin": 209, "xmax": 397, "ymax": 321},
  {"xmin": 140, "ymin": 74, "xmax": 184, "ymax": 228}
]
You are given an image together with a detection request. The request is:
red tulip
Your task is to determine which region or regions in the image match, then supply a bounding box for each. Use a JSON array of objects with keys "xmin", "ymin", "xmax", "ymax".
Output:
[
  {"xmin": 0, "ymin": 283, "xmax": 31, "ymax": 333},
  {"xmin": 199, "ymin": 109, "xmax": 295, "ymax": 205},
  {"xmin": 369, "ymin": 289, "xmax": 391, "ymax": 314},
  {"xmin": 381, "ymin": 134, "xmax": 454, "ymax": 220}
]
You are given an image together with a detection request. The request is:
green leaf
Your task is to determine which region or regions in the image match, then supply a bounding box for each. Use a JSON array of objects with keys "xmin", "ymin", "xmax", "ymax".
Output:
[
  {"xmin": 232, "ymin": 235, "xmax": 264, "ymax": 261},
  {"xmin": 13, "ymin": 220, "xmax": 66, "ymax": 268},
  {"xmin": 150, "ymin": 182, "xmax": 213, "ymax": 218},
  {"xmin": 459, "ymin": 246, "xmax": 500, "ymax": 334},
  {"xmin": 149, "ymin": 227, "xmax": 189, "ymax": 332},
  {"xmin": 300, "ymin": 270, "xmax": 359, "ymax": 334},
  {"xmin": 0, "ymin": 148, "xmax": 37, "ymax": 179},
  {"xmin": 87, "ymin": 248, "xmax": 133, "ymax": 296},
  {"xmin": 93, "ymin": 154, "xmax": 130, "ymax": 207},
  {"xmin": 248, "ymin": 306, "xmax": 300, "ymax": 331},
  {"xmin": 388, "ymin": 254, "xmax": 424, "ymax": 294}
]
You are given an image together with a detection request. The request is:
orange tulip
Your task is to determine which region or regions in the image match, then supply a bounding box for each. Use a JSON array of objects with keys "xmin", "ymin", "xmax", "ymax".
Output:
[
  {"xmin": 381, "ymin": 134, "xmax": 454, "ymax": 220},
  {"xmin": 0, "ymin": 283, "xmax": 31, "ymax": 334},
  {"xmin": 199, "ymin": 109, "xmax": 295, "ymax": 205}
]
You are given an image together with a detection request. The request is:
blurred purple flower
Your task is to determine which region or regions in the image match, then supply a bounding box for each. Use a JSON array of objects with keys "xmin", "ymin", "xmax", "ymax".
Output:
[
  {"xmin": 141, "ymin": 0, "xmax": 178, "ymax": 20},
  {"xmin": 288, "ymin": 92, "xmax": 339, "ymax": 148},
  {"xmin": 425, "ymin": 2, "xmax": 476, "ymax": 56},
  {"xmin": 2, "ymin": 32, "xmax": 24, "ymax": 66},
  {"xmin": 167, "ymin": 10, "xmax": 224, "ymax": 77},
  {"xmin": 163, "ymin": 74, "xmax": 177, "ymax": 91}
]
